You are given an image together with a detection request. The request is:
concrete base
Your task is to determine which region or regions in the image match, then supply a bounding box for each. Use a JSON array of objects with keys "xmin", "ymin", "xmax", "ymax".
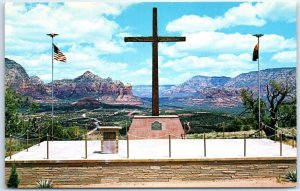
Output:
[
  {"xmin": 5, "ymin": 157, "xmax": 297, "ymax": 188},
  {"xmin": 128, "ymin": 115, "xmax": 185, "ymax": 140}
]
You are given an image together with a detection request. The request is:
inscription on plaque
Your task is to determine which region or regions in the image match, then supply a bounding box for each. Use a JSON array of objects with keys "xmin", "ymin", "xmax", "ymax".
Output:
[
  {"xmin": 103, "ymin": 132, "xmax": 116, "ymax": 140},
  {"xmin": 151, "ymin": 121, "xmax": 162, "ymax": 130}
]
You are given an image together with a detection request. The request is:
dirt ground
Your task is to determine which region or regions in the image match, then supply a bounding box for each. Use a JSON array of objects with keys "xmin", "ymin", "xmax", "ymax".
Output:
[{"xmin": 58, "ymin": 178, "xmax": 297, "ymax": 188}]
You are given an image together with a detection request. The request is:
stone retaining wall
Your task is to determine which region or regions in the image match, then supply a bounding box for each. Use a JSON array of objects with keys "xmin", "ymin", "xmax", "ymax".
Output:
[{"xmin": 5, "ymin": 157, "xmax": 296, "ymax": 188}]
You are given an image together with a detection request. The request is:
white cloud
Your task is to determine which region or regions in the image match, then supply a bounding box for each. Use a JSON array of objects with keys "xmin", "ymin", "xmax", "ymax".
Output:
[
  {"xmin": 5, "ymin": 2, "xmax": 135, "ymax": 82},
  {"xmin": 271, "ymin": 50, "xmax": 296, "ymax": 63},
  {"xmin": 131, "ymin": 68, "xmax": 151, "ymax": 76},
  {"xmin": 166, "ymin": 15, "xmax": 225, "ymax": 33},
  {"xmin": 166, "ymin": 1, "xmax": 295, "ymax": 34},
  {"xmin": 38, "ymin": 74, "xmax": 52, "ymax": 82},
  {"xmin": 255, "ymin": 0, "xmax": 296, "ymax": 23},
  {"xmin": 161, "ymin": 53, "xmax": 255, "ymax": 77},
  {"xmin": 7, "ymin": 45, "xmax": 129, "ymax": 83},
  {"xmin": 160, "ymin": 32, "xmax": 296, "ymax": 57},
  {"xmin": 5, "ymin": 2, "xmax": 133, "ymax": 56}
]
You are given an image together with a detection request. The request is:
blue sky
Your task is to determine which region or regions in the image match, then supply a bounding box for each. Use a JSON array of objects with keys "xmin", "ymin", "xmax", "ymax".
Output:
[{"xmin": 5, "ymin": 1, "xmax": 296, "ymax": 85}]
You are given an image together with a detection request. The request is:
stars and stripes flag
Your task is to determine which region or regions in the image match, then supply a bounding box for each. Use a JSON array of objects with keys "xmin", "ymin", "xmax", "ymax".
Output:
[
  {"xmin": 53, "ymin": 43, "xmax": 66, "ymax": 62},
  {"xmin": 252, "ymin": 43, "xmax": 259, "ymax": 61}
]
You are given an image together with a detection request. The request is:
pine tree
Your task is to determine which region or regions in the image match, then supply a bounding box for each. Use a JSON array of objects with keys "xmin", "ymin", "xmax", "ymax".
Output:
[{"xmin": 7, "ymin": 164, "xmax": 20, "ymax": 188}]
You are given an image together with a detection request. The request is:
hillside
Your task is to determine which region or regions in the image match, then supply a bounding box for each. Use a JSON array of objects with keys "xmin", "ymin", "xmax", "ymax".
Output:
[{"xmin": 133, "ymin": 67, "xmax": 296, "ymax": 109}]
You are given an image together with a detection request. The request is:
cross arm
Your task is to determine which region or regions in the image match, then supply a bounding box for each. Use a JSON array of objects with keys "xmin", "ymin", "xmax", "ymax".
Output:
[
  {"xmin": 124, "ymin": 37, "xmax": 154, "ymax": 42},
  {"xmin": 124, "ymin": 36, "xmax": 186, "ymax": 42},
  {"xmin": 158, "ymin": 36, "xmax": 186, "ymax": 42}
]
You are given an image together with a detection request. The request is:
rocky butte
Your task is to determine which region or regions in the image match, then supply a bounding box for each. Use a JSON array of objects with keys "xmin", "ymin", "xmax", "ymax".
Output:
[{"xmin": 5, "ymin": 58, "xmax": 142, "ymax": 106}]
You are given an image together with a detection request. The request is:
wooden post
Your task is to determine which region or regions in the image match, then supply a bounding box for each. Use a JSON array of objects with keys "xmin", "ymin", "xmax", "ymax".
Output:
[
  {"xmin": 292, "ymin": 129, "xmax": 295, "ymax": 148},
  {"xmin": 127, "ymin": 135, "xmax": 129, "ymax": 158},
  {"xmin": 26, "ymin": 129, "xmax": 29, "ymax": 152},
  {"xmin": 274, "ymin": 129, "xmax": 277, "ymax": 142},
  {"xmin": 223, "ymin": 124, "xmax": 225, "ymax": 139},
  {"xmin": 85, "ymin": 134, "xmax": 87, "ymax": 159},
  {"xmin": 9, "ymin": 134, "xmax": 12, "ymax": 160},
  {"xmin": 244, "ymin": 133, "xmax": 246, "ymax": 157},
  {"xmin": 169, "ymin": 134, "xmax": 171, "ymax": 158},
  {"xmin": 259, "ymin": 124, "xmax": 262, "ymax": 138},
  {"xmin": 47, "ymin": 133, "xmax": 49, "ymax": 159},
  {"xmin": 204, "ymin": 133, "xmax": 206, "ymax": 157},
  {"xmin": 280, "ymin": 133, "xmax": 282, "ymax": 156},
  {"xmin": 38, "ymin": 126, "xmax": 41, "ymax": 146}
]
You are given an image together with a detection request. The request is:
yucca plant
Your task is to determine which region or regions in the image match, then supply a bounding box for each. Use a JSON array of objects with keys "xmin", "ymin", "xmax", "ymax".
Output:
[
  {"xmin": 7, "ymin": 164, "xmax": 20, "ymax": 188},
  {"xmin": 36, "ymin": 179, "xmax": 53, "ymax": 188},
  {"xmin": 286, "ymin": 170, "xmax": 297, "ymax": 182}
]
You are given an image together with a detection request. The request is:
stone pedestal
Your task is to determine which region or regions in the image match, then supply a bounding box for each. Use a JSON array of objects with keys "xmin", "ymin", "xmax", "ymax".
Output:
[
  {"xmin": 99, "ymin": 126, "xmax": 122, "ymax": 154},
  {"xmin": 128, "ymin": 115, "xmax": 185, "ymax": 140}
]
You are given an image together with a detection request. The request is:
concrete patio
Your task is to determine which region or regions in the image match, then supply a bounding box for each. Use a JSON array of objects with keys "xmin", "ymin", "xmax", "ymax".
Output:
[{"xmin": 6, "ymin": 138, "xmax": 297, "ymax": 161}]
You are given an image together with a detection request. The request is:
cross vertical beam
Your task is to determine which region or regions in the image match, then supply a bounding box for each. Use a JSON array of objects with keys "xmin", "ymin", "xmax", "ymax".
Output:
[
  {"xmin": 152, "ymin": 8, "xmax": 159, "ymax": 116},
  {"xmin": 124, "ymin": 8, "xmax": 186, "ymax": 116}
]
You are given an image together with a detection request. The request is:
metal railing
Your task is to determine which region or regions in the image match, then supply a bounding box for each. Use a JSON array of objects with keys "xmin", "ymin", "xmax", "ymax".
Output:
[{"xmin": 6, "ymin": 125, "xmax": 296, "ymax": 160}]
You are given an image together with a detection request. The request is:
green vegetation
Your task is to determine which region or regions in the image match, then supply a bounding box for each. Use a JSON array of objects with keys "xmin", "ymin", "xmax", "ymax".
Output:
[
  {"xmin": 241, "ymin": 80, "xmax": 295, "ymax": 138},
  {"xmin": 286, "ymin": 170, "xmax": 297, "ymax": 182},
  {"xmin": 36, "ymin": 179, "xmax": 53, "ymax": 188},
  {"xmin": 7, "ymin": 164, "xmax": 20, "ymax": 188},
  {"xmin": 5, "ymin": 138, "xmax": 36, "ymax": 157},
  {"xmin": 187, "ymin": 130, "xmax": 257, "ymax": 139},
  {"xmin": 5, "ymin": 87, "xmax": 41, "ymax": 136}
]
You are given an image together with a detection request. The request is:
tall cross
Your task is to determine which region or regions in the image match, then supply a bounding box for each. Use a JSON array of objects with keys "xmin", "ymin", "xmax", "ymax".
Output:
[{"xmin": 124, "ymin": 7, "xmax": 186, "ymax": 116}]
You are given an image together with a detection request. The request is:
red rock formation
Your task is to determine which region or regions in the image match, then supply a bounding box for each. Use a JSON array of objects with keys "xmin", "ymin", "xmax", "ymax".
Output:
[{"xmin": 5, "ymin": 58, "xmax": 142, "ymax": 105}]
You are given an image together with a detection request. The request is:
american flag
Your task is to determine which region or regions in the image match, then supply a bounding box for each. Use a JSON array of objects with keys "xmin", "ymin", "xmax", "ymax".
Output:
[
  {"xmin": 252, "ymin": 43, "xmax": 259, "ymax": 61},
  {"xmin": 53, "ymin": 44, "xmax": 66, "ymax": 62}
]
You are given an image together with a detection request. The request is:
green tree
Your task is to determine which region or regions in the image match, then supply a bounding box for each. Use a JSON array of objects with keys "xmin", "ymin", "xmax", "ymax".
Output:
[
  {"xmin": 66, "ymin": 126, "xmax": 83, "ymax": 139},
  {"xmin": 278, "ymin": 101, "xmax": 296, "ymax": 127},
  {"xmin": 7, "ymin": 164, "xmax": 20, "ymax": 188},
  {"xmin": 241, "ymin": 80, "xmax": 294, "ymax": 137},
  {"xmin": 265, "ymin": 80, "xmax": 292, "ymax": 136},
  {"xmin": 240, "ymin": 88, "xmax": 265, "ymax": 128},
  {"xmin": 5, "ymin": 87, "xmax": 40, "ymax": 135},
  {"xmin": 226, "ymin": 117, "xmax": 243, "ymax": 132},
  {"xmin": 5, "ymin": 87, "xmax": 24, "ymax": 135}
]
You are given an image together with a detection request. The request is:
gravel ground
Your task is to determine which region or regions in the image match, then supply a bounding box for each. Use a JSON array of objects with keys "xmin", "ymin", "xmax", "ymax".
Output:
[{"xmin": 56, "ymin": 178, "xmax": 296, "ymax": 188}]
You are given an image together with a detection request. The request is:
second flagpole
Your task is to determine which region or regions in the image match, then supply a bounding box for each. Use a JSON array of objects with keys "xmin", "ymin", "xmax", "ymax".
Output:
[
  {"xmin": 253, "ymin": 34, "xmax": 263, "ymax": 136},
  {"xmin": 47, "ymin": 33, "xmax": 58, "ymax": 141}
]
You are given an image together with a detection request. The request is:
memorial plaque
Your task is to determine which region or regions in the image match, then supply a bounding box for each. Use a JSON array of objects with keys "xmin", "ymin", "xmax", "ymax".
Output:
[
  {"xmin": 151, "ymin": 121, "xmax": 162, "ymax": 130},
  {"xmin": 103, "ymin": 132, "xmax": 116, "ymax": 140}
]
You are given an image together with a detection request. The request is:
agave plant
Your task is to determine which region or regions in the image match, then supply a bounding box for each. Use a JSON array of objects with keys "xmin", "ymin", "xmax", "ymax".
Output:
[
  {"xmin": 36, "ymin": 179, "xmax": 53, "ymax": 188},
  {"xmin": 286, "ymin": 170, "xmax": 297, "ymax": 182}
]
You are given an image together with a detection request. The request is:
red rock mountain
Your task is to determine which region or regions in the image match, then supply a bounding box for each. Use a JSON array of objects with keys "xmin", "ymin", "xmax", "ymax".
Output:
[{"xmin": 5, "ymin": 58, "xmax": 142, "ymax": 105}]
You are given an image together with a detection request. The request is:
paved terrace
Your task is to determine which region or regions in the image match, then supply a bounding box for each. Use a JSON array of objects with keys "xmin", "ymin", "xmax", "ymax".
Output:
[{"xmin": 5, "ymin": 139, "xmax": 297, "ymax": 161}]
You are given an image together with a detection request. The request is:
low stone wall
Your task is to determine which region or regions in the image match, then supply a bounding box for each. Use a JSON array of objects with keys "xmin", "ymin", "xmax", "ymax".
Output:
[{"xmin": 5, "ymin": 157, "xmax": 296, "ymax": 188}]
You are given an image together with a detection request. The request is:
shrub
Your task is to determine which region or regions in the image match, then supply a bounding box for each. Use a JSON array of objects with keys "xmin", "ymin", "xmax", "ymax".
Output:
[
  {"xmin": 7, "ymin": 164, "xmax": 20, "ymax": 188},
  {"xmin": 226, "ymin": 117, "xmax": 243, "ymax": 132},
  {"xmin": 66, "ymin": 126, "xmax": 83, "ymax": 139},
  {"xmin": 36, "ymin": 179, "xmax": 53, "ymax": 188},
  {"xmin": 242, "ymin": 125, "xmax": 251, "ymax": 131},
  {"xmin": 286, "ymin": 170, "xmax": 297, "ymax": 182}
]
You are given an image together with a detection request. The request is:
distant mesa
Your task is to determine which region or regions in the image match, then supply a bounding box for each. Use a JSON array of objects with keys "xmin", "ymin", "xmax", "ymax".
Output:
[
  {"xmin": 133, "ymin": 67, "xmax": 296, "ymax": 108},
  {"xmin": 5, "ymin": 58, "xmax": 142, "ymax": 106},
  {"xmin": 5, "ymin": 58, "xmax": 295, "ymax": 109}
]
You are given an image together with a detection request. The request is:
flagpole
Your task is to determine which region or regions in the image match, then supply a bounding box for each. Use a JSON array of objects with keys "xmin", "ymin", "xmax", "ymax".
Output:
[
  {"xmin": 253, "ymin": 34, "xmax": 263, "ymax": 136},
  {"xmin": 47, "ymin": 33, "xmax": 58, "ymax": 141}
]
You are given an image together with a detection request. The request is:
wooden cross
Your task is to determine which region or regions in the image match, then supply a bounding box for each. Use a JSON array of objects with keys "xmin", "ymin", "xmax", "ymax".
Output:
[{"xmin": 124, "ymin": 7, "xmax": 186, "ymax": 116}]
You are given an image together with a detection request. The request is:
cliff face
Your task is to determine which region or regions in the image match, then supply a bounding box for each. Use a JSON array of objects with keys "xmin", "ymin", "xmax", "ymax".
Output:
[
  {"xmin": 170, "ymin": 76, "xmax": 231, "ymax": 93},
  {"xmin": 225, "ymin": 68, "xmax": 296, "ymax": 89},
  {"xmin": 5, "ymin": 58, "xmax": 30, "ymax": 92},
  {"xmin": 162, "ymin": 67, "xmax": 296, "ymax": 108},
  {"xmin": 5, "ymin": 58, "xmax": 141, "ymax": 105},
  {"xmin": 168, "ymin": 68, "xmax": 296, "ymax": 94}
]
